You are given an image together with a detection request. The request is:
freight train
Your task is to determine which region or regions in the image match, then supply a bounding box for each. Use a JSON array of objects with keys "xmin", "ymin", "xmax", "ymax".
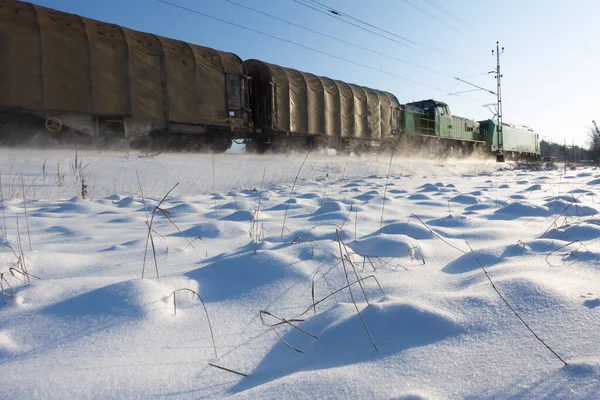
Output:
[{"xmin": 0, "ymin": 0, "xmax": 540, "ymax": 158}]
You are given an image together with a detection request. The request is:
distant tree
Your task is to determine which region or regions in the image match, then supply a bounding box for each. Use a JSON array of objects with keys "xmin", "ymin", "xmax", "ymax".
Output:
[
  {"xmin": 540, "ymin": 140, "xmax": 560, "ymax": 158},
  {"xmin": 589, "ymin": 120, "xmax": 600, "ymax": 162},
  {"xmin": 541, "ymin": 139, "xmax": 591, "ymax": 161}
]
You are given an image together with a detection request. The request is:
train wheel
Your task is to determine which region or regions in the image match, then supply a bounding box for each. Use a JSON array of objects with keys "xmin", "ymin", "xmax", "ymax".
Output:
[{"xmin": 45, "ymin": 116, "xmax": 62, "ymax": 133}]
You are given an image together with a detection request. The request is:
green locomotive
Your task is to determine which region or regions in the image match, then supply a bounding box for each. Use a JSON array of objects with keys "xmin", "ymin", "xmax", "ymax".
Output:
[
  {"xmin": 396, "ymin": 99, "xmax": 540, "ymax": 159},
  {"xmin": 478, "ymin": 119, "xmax": 540, "ymax": 158}
]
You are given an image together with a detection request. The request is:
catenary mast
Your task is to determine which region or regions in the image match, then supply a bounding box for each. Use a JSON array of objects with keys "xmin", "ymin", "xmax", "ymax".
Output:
[{"xmin": 493, "ymin": 41, "xmax": 505, "ymax": 162}]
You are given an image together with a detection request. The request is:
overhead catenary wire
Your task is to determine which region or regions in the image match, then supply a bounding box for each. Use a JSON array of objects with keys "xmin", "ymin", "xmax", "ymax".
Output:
[
  {"xmin": 305, "ymin": 0, "xmax": 429, "ymax": 48},
  {"xmin": 222, "ymin": 0, "xmax": 454, "ymax": 79},
  {"xmin": 402, "ymin": 0, "xmax": 481, "ymax": 44},
  {"xmin": 421, "ymin": 0, "xmax": 479, "ymax": 33},
  {"xmin": 291, "ymin": 0, "xmax": 481, "ymax": 66},
  {"xmin": 156, "ymin": 0, "xmax": 458, "ymax": 94}
]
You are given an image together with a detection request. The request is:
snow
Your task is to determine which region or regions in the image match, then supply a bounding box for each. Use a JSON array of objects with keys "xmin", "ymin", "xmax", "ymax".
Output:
[{"xmin": 0, "ymin": 148, "xmax": 599, "ymax": 399}]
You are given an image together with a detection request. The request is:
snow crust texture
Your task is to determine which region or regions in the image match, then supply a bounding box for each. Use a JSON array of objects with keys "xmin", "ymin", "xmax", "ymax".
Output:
[{"xmin": 0, "ymin": 149, "xmax": 599, "ymax": 399}]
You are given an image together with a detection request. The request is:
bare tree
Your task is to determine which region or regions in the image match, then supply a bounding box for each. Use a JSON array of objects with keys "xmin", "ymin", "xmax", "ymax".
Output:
[{"xmin": 590, "ymin": 120, "xmax": 600, "ymax": 162}]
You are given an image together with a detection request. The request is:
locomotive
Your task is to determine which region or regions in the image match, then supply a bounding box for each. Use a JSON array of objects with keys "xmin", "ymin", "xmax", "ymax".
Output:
[{"xmin": 0, "ymin": 0, "xmax": 540, "ymax": 158}]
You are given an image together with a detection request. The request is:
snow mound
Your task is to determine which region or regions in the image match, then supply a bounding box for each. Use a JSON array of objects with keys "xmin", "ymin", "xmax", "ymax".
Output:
[
  {"xmin": 442, "ymin": 249, "xmax": 502, "ymax": 274},
  {"xmin": 489, "ymin": 202, "xmax": 550, "ymax": 219},
  {"xmin": 542, "ymin": 222, "xmax": 600, "ymax": 241},
  {"xmin": 449, "ymin": 194, "xmax": 478, "ymax": 204},
  {"xmin": 165, "ymin": 203, "xmax": 205, "ymax": 215},
  {"xmin": 44, "ymin": 199, "xmax": 94, "ymax": 214},
  {"xmin": 186, "ymin": 250, "xmax": 309, "ymax": 302},
  {"xmin": 313, "ymin": 201, "xmax": 346, "ymax": 215},
  {"xmin": 407, "ymin": 193, "xmax": 430, "ymax": 200},
  {"xmin": 426, "ymin": 215, "xmax": 470, "ymax": 228},
  {"xmin": 524, "ymin": 184, "xmax": 542, "ymax": 191},
  {"xmin": 587, "ymin": 178, "xmax": 600, "ymax": 185},
  {"xmin": 115, "ymin": 196, "xmax": 141, "ymax": 208},
  {"xmin": 418, "ymin": 184, "xmax": 440, "ymax": 193},
  {"xmin": 354, "ymin": 191, "xmax": 380, "ymax": 201},
  {"xmin": 221, "ymin": 209, "xmax": 254, "ymax": 222},
  {"xmin": 375, "ymin": 221, "xmax": 432, "ymax": 240},
  {"xmin": 41, "ymin": 279, "xmax": 166, "ymax": 318},
  {"xmin": 176, "ymin": 222, "xmax": 221, "ymax": 239},
  {"xmin": 234, "ymin": 297, "xmax": 463, "ymax": 395},
  {"xmin": 544, "ymin": 199, "xmax": 598, "ymax": 216},
  {"xmin": 348, "ymin": 234, "xmax": 421, "ymax": 258}
]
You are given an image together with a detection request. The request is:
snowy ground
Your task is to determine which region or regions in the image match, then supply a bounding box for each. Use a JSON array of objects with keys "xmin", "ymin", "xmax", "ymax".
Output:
[{"xmin": 0, "ymin": 148, "xmax": 599, "ymax": 399}]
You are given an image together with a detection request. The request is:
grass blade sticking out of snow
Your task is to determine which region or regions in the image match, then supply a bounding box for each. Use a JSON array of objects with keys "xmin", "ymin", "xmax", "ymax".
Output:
[
  {"xmin": 405, "ymin": 213, "xmax": 467, "ymax": 254},
  {"xmin": 260, "ymin": 310, "xmax": 317, "ymax": 338},
  {"xmin": 303, "ymin": 274, "xmax": 385, "ymax": 317},
  {"xmin": 157, "ymin": 208, "xmax": 195, "ymax": 250},
  {"xmin": 136, "ymin": 170, "xmax": 149, "ymax": 224},
  {"xmin": 250, "ymin": 166, "xmax": 267, "ymax": 251},
  {"xmin": 212, "ymin": 153, "xmax": 218, "ymax": 220},
  {"xmin": 466, "ymin": 241, "xmax": 568, "ymax": 366},
  {"xmin": 291, "ymin": 222, "xmax": 344, "ymax": 245},
  {"xmin": 380, "ymin": 147, "xmax": 394, "ymax": 230},
  {"xmin": 141, "ymin": 183, "xmax": 179, "ymax": 279},
  {"xmin": 15, "ymin": 218, "xmax": 29, "ymax": 278},
  {"xmin": 0, "ymin": 172, "xmax": 7, "ymax": 237},
  {"xmin": 541, "ymin": 184, "xmax": 598, "ymax": 238},
  {"xmin": 337, "ymin": 161, "xmax": 348, "ymax": 202},
  {"xmin": 340, "ymin": 204, "xmax": 353, "ymax": 231},
  {"xmin": 336, "ymin": 229, "xmax": 378, "ymax": 351},
  {"xmin": 207, "ymin": 363, "xmax": 248, "ymax": 377},
  {"xmin": 354, "ymin": 209, "xmax": 357, "ymax": 242},
  {"xmin": 310, "ymin": 269, "xmax": 339, "ymax": 314},
  {"xmin": 260, "ymin": 310, "xmax": 317, "ymax": 353},
  {"xmin": 280, "ymin": 149, "xmax": 312, "ymax": 242},
  {"xmin": 8, "ymin": 267, "xmax": 39, "ymax": 282},
  {"xmin": 338, "ymin": 231, "xmax": 370, "ymax": 305},
  {"xmin": 545, "ymin": 241, "xmax": 588, "ymax": 266},
  {"xmin": 0, "ymin": 273, "xmax": 16, "ymax": 304},
  {"xmin": 20, "ymin": 175, "xmax": 32, "ymax": 251},
  {"xmin": 169, "ymin": 288, "xmax": 218, "ymax": 358}
]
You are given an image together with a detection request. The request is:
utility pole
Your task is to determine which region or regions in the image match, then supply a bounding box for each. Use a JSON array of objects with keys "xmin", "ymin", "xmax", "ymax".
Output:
[
  {"xmin": 563, "ymin": 139, "xmax": 567, "ymax": 174},
  {"xmin": 492, "ymin": 41, "xmax": 505, "ymax": 162}
]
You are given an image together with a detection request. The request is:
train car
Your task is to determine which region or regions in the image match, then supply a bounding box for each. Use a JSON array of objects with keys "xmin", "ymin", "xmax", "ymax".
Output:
[
  {"xmin": 397, "ymin": 99, "xmax": 484, "ymax": 155},
  {"xmin": 0, "ymin": 0, "xmax": 250, "ymax": 150},
  {"xmin": 478, "ymin": 119, "xmax": 540, "ymax": 158},
  {"xmin": 244, "ymin": 59, "xmax": 401, "ymax": 153},
  {"xmin": 0, "ymin": 0, "xmax": 541, "ymax": 159}
]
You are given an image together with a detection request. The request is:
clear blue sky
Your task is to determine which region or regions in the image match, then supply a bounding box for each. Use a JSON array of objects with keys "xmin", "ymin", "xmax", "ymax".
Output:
[{"xmin": 28, "ymin": 0, "xmax": 600, "ymax": 147}]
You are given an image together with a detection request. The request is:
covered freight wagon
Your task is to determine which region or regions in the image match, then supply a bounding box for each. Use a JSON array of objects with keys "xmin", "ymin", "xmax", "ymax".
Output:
[
  {"xmin": 0, "ymin": 0, "xmax": 250, "ymax": 149},
  {"xmin": 244, "ymin": 59, "xmax": 401, "ymax": 152}
]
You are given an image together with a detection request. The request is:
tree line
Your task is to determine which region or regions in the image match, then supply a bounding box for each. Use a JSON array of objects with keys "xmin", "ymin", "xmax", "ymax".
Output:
[{"xmin": 540, "ymin": 123, "xmax": 600, "ymax": 162}]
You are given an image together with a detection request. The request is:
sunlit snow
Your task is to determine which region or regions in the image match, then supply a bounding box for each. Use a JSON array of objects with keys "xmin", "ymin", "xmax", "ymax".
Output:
[{"xmin": 0, "ymin": 148, "xmax": 599, "ymax": 399}]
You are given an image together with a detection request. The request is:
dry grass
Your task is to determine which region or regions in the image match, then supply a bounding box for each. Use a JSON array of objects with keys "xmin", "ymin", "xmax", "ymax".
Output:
[
  {"xmin": 169, "ymin": 288, "xmax": 217, "ymax": 358},
  {"xmin": 405, "ymin": 213, "xmax": 467, "ymax": 254},
  {"xmin": 336, "ymin": 229, "xmax": 378, "ymax": 351},
  {"xmin": 1, "ymin": 221, "xmax": 40, "ymax": 304},
  {"xmin": 139, "ymin": 180, "xmax": 180, "ymax": 279},
  {"xmin": 379, "ymin": 147, "xmax": 395, "ymax": 230},
  {"xmin": 280, "ymin": 149, "xmax": 312, "ymax": 242},
  {"xmin": 250, "ymin": 166, "xmax": 267, "ymax": 250},
  {"xmin": 259, "ymin": 310, "xmax": 317, "ymax": 353},
  {"xmin": 466, "ymin": 241, "xmax": 567, "ymax": 366}
]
